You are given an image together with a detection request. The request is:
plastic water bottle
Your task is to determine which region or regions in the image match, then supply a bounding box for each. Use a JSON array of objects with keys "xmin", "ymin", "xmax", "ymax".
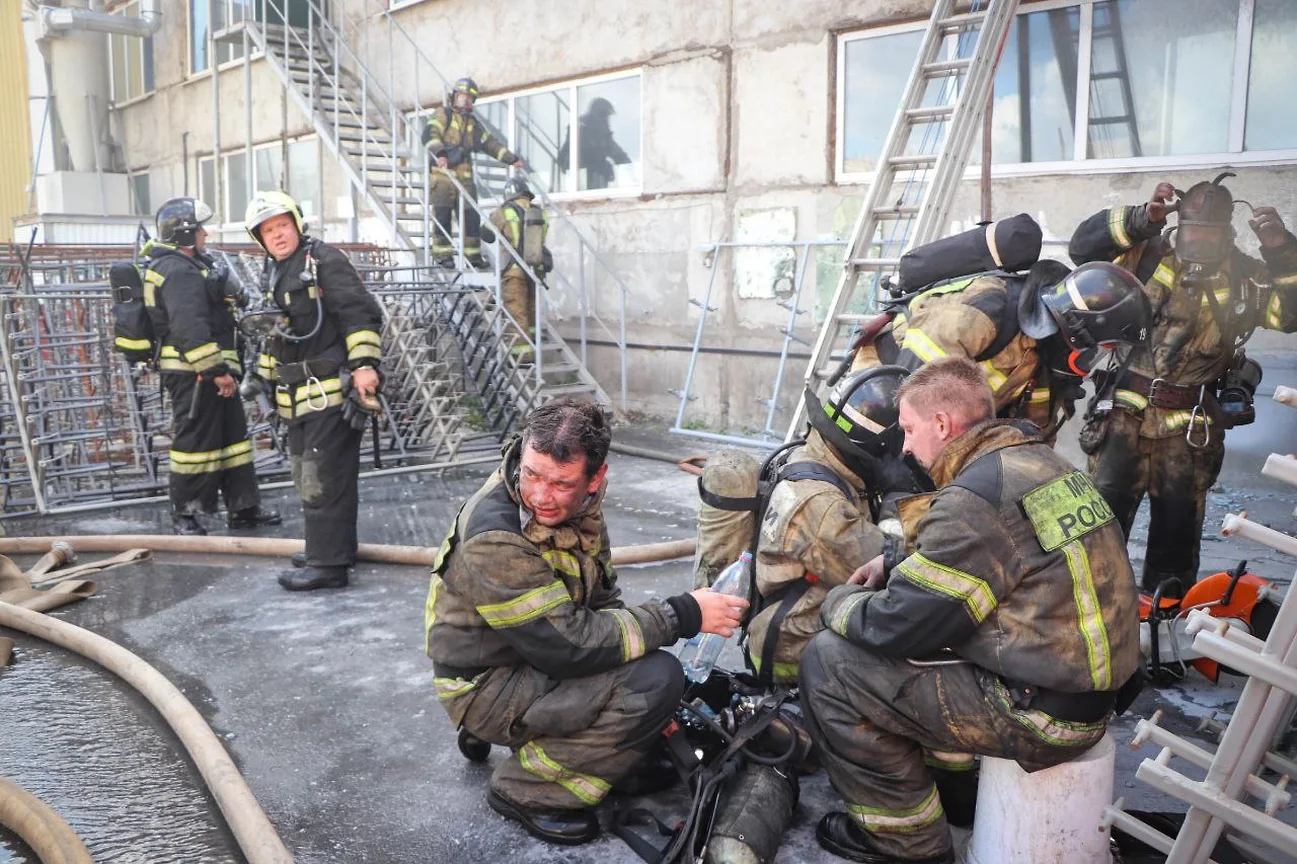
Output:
[{"xmin": 679, "ymin": 551, "xmax": 752, "ymax": 684}]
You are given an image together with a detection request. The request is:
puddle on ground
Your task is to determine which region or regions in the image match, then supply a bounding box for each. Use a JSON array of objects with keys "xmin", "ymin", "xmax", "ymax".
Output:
[{"xmin": 0, "ymin": 646, "xmax": 240, "ymax": 863}]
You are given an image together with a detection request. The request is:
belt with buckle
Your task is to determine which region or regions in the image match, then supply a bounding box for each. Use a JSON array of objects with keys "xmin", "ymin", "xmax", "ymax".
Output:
[
  {"xmin": 1102, "ymin": 370, "xmax": 1205, "ymax": 410},
  {"xmin": 1004, "ymin": 678, "xmax": 1116, "ymax": 724}
]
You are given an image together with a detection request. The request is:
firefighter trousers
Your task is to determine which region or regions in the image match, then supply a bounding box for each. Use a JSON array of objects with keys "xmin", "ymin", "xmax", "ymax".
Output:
[
  {"xmin": 431, "ymin": 175, "xmax": 481, "ymax": 259},
  {"xmin": 164, "ymin": 373, "xmax": 260, "ymax": 516},
  {"xmin": 799, "ymin": 631, "xmax": 1107, "ymax": 861},
  {"xmin": 288, "ymin": 409, "xmax": 363, "ymax": 568},
  {"xmin": 448, "ymin": 650, "xmax": 684, "ymax": 810},
  {"xmin": 1085, "ymin": 409, "xmax": 1226, "ymax": 594},
  {"xmin": 500, "ymin": 269, "xmax": 536, "ymax": 360}
]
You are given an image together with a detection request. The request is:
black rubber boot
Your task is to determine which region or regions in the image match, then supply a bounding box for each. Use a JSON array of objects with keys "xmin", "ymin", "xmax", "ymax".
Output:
[
  {"xmin": 172, "ymin": 514, "xmax": 207, "ymax": 536},
  {"xmin": 487, "ymin": 788, "xmax": 599, "ymax": 846},
  {"xmin": 457, "ymin": 728, "xmax": 491, "ymax": 762},
  {"xmin": 934, "ymin": 767, "xmax": 978, "ymax": 829},
  {"xmin": 291, "ymin": 552, "xmax": 308, "ymax": 569},
  {"xmin": 278, "ymin": 565, "xmax": 348, "ymax": 591},
  {"xmin": 815, "ymin": 812, "xmax": 954, "ymax": 863},
  {"xmin": 227, "ymin": 507, "xmax": 283, "ymax": 529}
]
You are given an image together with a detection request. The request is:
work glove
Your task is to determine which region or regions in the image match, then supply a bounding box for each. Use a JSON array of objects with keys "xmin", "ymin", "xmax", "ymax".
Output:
[{"xmin": 1249, "ymin": 206, "xmax": 1293, "ymax": 249}]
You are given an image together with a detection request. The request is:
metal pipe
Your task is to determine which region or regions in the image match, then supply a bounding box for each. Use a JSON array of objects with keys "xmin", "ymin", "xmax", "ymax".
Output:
[
  {"xmin": 1131, "ymin": 714, "xmax": 1289, "ymax": 810},
  {"xmin": 673, "ymin": 248, "xmax": 723, "ymax": 431},
  {"xmin": 1139, "ymin": 758, "xmax": 1297, "ymax": 856},
  {"xmin": 1220, "ymin": 513, "xmax": 1297, "ymax": 558},
  {"xmin": 1274, "ymin": 385, "xmax": 1297, "ymax": 408},
  {"xmin": 39, "ymin": 0, "xmax": 163, "ymax": 39},
  {"xmin": 1262, "ymin": 454, "xmax": 1297, "ymax": 488}
]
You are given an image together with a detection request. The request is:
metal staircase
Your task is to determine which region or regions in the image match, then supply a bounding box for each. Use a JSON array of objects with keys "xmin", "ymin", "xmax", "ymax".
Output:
[
  {"xmin": 788, "ymin": 0, "xmax": 1021, "ymax": 439},
  {"xmin": 238, "ymin": 1, "xmax": 611, "ymax": 422}
]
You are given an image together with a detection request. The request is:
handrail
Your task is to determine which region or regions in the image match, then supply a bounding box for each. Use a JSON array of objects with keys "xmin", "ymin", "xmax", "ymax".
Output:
[{"xmin": 375, "ymin": 7, "xmax": 630, "ymax": 405}]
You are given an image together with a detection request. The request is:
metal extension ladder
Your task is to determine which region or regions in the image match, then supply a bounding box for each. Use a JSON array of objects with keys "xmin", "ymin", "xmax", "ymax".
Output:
[{"xmin": 787, "ymin": 0, "xmax": 1020, "ymax": 440}]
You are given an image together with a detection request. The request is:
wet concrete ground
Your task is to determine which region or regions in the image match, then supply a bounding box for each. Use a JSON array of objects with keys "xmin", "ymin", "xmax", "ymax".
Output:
[{"xmin": 2, "ymin": 355, "xmax": 1297, "ymax": 863}]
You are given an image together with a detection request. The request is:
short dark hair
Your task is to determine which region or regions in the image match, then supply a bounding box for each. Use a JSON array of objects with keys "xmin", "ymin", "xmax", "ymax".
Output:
[
  {"xmin": 522, "ymin": 397, "xmax": 612, "ymax": 476},
  {"xmin": 896, "ymin": 356, "xmax": 995, "ymax": 427}
]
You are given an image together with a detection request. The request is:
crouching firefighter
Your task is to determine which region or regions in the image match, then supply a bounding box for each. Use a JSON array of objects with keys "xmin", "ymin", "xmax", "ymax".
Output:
[
  {"xmin": 144, "ymin": 197, "xmax": 280, "ymax": 536},
  {"xmin": 801, "ymin": 357, "xmax": 1141, "ymax": 864},
  {"xmin": 426, "ymin": 397, "xmax": 747, "ymax": 847},
  {"xmin": 1069, "ymin": 176, "xmax": 1297, "ymax": 595},
  {"xmin": 243, "ymin": 191, "xmax": 385, "ymax": 592}
]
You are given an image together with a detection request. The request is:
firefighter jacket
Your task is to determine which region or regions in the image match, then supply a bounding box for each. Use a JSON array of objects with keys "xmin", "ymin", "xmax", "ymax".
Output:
[
  {"xmin": 483, "ymin": 198, "xmax": 551, "ymax": 277},
  {"xmin": 421, "ymin": 107, "xmax": 516, "ymax": 184},
  {"xmin": 144, "ymin": 243, "xmax": 241, "ymax": 378},
  {"xmin": 820, "ymin": 420, "xmax": 1141, "ymax": 695},
  {"xmin": 747, "ymin": 430, "xmax": 890, "ymax": 683},
  {"xmin": 255, "ymin": 238, "xmax": 384, "ymax": 423},
  {"xmin": 1069, "ymin": 204, "xmax": 1297, "ymax": 438},
  {"xmin": 425, "ymin": 437, "xmax": 701, "ymax": 716},
  {"xmin": 854, "ymin": 274, "xmax": 1062, "ymax": 427}
]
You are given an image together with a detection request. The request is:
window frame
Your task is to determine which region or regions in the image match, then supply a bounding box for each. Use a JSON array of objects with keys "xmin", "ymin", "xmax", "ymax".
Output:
[
  {"xmin": 187, "ymin": 0, "xmax": 264, "ymax": 80},
  {"xmin": 834, "ymin": 0, "xmax": 1297, "ymax": 184},
  {"xmin": 198, "ymin": 135, "xmax": 321, "ymax": 228},
  {"xmin": 108, "ymin": 0, "xmax": 156, "ymax": 106},
  {"xmin": 472, "ymin": 68, "xmax": 646, "ymax": 202}
]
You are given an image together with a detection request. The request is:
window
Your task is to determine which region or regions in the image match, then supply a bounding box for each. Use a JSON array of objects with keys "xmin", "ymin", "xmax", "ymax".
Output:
[
  {"xmin": 196, "ymin": 137, "xmax": 319, "ymax": 224},
  {"xmin": 130, "ymin": 173, "xmax": 151, "ymax": 216},
  {"xmin": 109, "ymin": 1, "xmax": 155, "ymax": 103},
  {"xmin": 837, "ymin": 0, "xmax": 1297, "ymax": 180},
  {"xmin": 473, "ymin": 70, "xmax": 643, "ymax": 197},
  {"xmin": 189, "ymin": 0, "xmax": 253, "ymax": 74}
]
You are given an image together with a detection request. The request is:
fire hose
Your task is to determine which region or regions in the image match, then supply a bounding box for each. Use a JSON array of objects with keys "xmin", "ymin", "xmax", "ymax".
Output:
[
  {"xmin": 0, "ymin": 775, "xmax": 93, "ymax": 864},
  {"xmin": 0, "ymin": 535, "xmax": 696, "ymax": 568},
  {"xmin": 0, "ymin": 600, "xmax": 295, "ymax": 864}
]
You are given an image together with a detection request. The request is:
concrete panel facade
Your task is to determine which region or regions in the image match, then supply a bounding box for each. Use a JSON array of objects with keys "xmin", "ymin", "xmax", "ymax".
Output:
[{"xmin": 44, "ymin": 0, "xmax": 1297, "ymax": 431}]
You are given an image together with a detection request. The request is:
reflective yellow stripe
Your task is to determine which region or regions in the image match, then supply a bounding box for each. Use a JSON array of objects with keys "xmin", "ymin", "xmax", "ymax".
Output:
[
  {"xmin": 518, "ymin": 742, "xmax": 611, "ymax": 806},
  {"xmin": 345, "ymin": 330, "xmax": 382, "ymax": 351},
  {"xmin": 116, "ymin": 336, "xmax": 151, "ymax": 351},
  {"xmin": 1199, "ymin": 287, "xmax": 1231, "ymax": 308},
  {"xmin": 1267, "ymin": 293, "xmax": 1284, "ymax": 329},
  {"xmin": 348, "ymin": 343, "xmax": 382, "ymax": 360},
  {"xmin": 1029, "ymin": 387, "xmax": 1051, "ymax": 404},
  {"xmin": 476, "ymin": 580, "xmax": 570, "ymax": 628},
  {"xmin": 923, "ymin": 749, "xmax": 975, "ymax": 771},
  {"xmin": 1114, "ymin": 388, "xmax": 1148, "ymax": 411},
  {"xmin": 143, "ymin": 268, "xmax": 165, "ymax": 286},
  {"xmin": 829, "ymin": 591, "xmax": 869, "ymax": 637},
  {"xmin": 900, "ymin": 328, "xmax": 948, "ymax": 363},
  {"xmin": 749, "ymin": 653, "xmax": 800, "ymax": 683},
  {"xmin": 896, "ymin": 554, "xmax": 996, "ymax": 625},
  {"xmin": 607, "ymin": 608, "xmax": 646, "ymax": 662},
  {"xmin": 1164, "ymin": 409, "xmax": 1211, "ymax": 431},
  {"xmin": 543, "ymin": 549, "xmax": 581, "ymax": 579},
  {"xmin": 159, "ymin": 358, "xmax": 195, "ymax": 372},
  {"xmin": 169, "ymin": 448, "xmax": 225, "ymax": 465},
  {"xmin": 1108, "ymin": 206, "xmax": 1131, "ymax": 248},
  {"xmin": 433, "ymin": 676, "xmax": 478, "ymax": 700},
  {"xmin": 1273, "ymin": 272, "xmax": 1297, "ymax": 286},
  {"xmin": 994, "ymin": 683, "xmax": 1107, "ymax": 745},
  {"xmin": 980, "ymin": 359, "xmax": 1008, "ymax": 392},
  {"xmin": 1061, "ymin": 540, "xmax": 1112, "ymax": 691},
  {"xmin": 184, "ymin": 342, "xmax": 220, "ymax": 363},
  {"xmin": 1152, "ymin": 262, "xmax": 1176, "ymax": 289},
  {"xmin": 848, "ymin": 785, "xmax": 943, "ymax": 835}
]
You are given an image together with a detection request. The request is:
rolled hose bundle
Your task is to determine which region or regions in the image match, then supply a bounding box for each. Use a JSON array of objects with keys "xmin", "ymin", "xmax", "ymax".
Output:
[{"xmin": 0, "ymin": 775, "xmax": 93, "ymax": 864}]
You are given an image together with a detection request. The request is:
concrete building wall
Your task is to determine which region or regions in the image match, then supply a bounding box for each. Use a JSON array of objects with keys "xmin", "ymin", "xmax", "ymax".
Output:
[{"xmin": 61, "ymin": 1, "xmax": 1297, "ymax": 431}]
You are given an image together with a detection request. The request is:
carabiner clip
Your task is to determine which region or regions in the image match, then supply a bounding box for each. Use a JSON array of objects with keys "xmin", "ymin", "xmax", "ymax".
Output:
[
  {"xmin": 304, "ymin": 375, "xmax": 329, "ymax": 412},
  {"xmin": 1185, "ymin": 385, "xmax": 1211, "ymax": 450}
]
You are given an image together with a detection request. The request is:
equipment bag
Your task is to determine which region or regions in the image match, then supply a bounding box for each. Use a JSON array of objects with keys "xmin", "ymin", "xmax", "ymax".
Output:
[
  {"xmin": 110, "ymin": 260, "xmax": 157, "ymax": 365},
  {"xmin": 695, "ymin": 444, "xmax": 854, "ymax": 683},
  {"xmin": 895, "ymin": 212, "xmax": 1042, "ymax": 294}
]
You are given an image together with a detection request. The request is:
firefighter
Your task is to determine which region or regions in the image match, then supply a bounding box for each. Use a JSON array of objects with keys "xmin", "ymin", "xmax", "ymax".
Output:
[
  {"xmin": 852, "ymin": 260, "xmax": 1150, "ymax": 436},
  {"xmin": 425, "ymin": 398, "xmax": 746, "ymax": 846},
  {"xmin": 1069, "ymin": 176, "xmax": 1297, "ymax": 595},
  {"xmin": 745, "ymin": 366, "xmax": 908, "ymax": 686},
  {"xmin": 802, "ymin": 357, "xmax": 1140, "ymax": 864},
  {"xmin": 243, "ymin": 191, "xmax": 385, "ymax": 592},
  {"xmin": 422, "ymin": 77, "xmax": 523, "ymax": 267},
  {"xmin": 144, "ymin": 197, "xmax": 280, "ymax": 536},
  {"xmin": 480, "ymin": 176, "xmax": 552, "ymax": 364}
]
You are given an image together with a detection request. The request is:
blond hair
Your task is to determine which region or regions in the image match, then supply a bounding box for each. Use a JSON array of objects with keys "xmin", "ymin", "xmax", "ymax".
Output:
[{"xmin": 896, "ymin": 356, "xmax": 995, "ymax": 428}]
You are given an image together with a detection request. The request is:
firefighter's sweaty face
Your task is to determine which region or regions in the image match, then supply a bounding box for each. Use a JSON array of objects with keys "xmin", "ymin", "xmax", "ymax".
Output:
[
  {"xmin": 260, "ymin": 214, "xmax": 301, "ymax": 262},
  {"xmin": 519, "ymin": 444, "xmax": 607, "ymax": 527},
  {"xmin": 898, "ymin": 398, "xmax": 951, "ymax": 471}
]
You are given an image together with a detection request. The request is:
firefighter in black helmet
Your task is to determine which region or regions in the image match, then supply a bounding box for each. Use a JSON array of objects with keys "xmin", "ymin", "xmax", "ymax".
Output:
[
  {"xmin": 480, "ymin": 176, "xmax": 552, "ymax": 364},
  {"xmin": 422, "ymin": 76, "xmax": 524, "ymax": 267},
  {"xmin": 143, "ymin": 197, "xmax": 280, "ymax": 535},
  {"xmin": 243, "ymin": 191, "xmax": 385, "ymax": 591},
  {"xmin": 1069, "ymin": 175, "xmax": 1297, "ymax": 595}
]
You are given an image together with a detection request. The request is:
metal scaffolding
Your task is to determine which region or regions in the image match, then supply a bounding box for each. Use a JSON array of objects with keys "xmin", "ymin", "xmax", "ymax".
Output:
[{"xmin": 0, "ymin": 241, "xmax": 512, "ymax": 516}]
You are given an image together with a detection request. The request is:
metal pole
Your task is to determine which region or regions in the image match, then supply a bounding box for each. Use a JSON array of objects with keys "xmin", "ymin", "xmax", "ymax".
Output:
[
  {"xmin": 1, "ymin": 241, "xmax": 48, "ymax": 513},
  {"xmin": 86, "ymin": 95, "xmax": 107, "ymax": 216},
  {"xmin": 211, "ymin": 0, "xmax": 222, "ymax": 226},
  {"xmin": 673, "ymin": 247, "xmax": 722, "ymax": 431},
  {"xmin": 763, "ymin": 244, "xmax": 812, "ymax": 438},
  {"xmin": 244, "ymin": 29, "xmax": 252, "ymax": 206}
]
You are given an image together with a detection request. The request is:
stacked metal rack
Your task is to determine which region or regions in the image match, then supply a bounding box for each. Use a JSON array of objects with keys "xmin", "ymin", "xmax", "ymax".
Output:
[
  {"xmin": 0, "ymin": 242, "xmax": 512, "ymax": 516},
  {"xmin": 1103, "ymin": 386, "xmax": 1297, "ymax": 863}
]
